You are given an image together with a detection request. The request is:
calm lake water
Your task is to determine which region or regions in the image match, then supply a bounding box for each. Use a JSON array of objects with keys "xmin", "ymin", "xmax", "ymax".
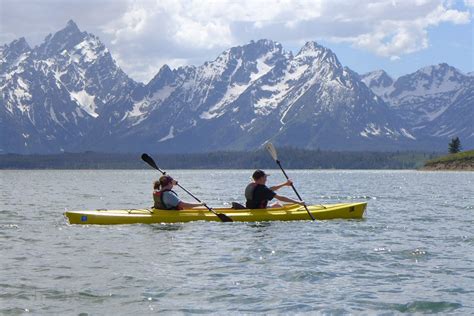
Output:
[{"xmin": 1, "ymin": 170, "xmax": 473, "ymax": 314}]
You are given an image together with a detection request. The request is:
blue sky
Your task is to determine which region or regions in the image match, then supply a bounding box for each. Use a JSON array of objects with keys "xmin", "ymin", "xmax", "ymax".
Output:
[
  {"xmin": 317, "ymin": 22, "xmax": 473, "ymax": 77},
  {"xmin": 318, "ymin": 17, "xmax": 473, "ymax": 77},
  {"xmin": 1, "ymin": 0, "xmax": 472, "ymax": 82}
]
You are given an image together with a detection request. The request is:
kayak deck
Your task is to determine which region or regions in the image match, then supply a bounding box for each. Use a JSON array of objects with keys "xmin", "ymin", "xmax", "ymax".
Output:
[{"xmin": 65, "ymin": 202, "xmax": 367, "ymax": 224}]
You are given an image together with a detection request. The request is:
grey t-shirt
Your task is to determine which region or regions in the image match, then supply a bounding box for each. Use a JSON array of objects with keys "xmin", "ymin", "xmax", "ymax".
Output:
[{"xmin": 162, "ymin": 190, "xmax": 181, "ymax": 208}]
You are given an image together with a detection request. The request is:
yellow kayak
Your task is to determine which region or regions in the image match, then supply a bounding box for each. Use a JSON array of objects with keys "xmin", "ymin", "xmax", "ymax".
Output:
[{"xmin": 65, "ymin": 202, "xmax": 367, "ymax": 224}]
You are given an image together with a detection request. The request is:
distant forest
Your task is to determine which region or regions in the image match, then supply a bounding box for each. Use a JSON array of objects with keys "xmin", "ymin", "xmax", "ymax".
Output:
[{"xmin": 0, "ymin": 148, "xmax": 440, "ymax": 169}]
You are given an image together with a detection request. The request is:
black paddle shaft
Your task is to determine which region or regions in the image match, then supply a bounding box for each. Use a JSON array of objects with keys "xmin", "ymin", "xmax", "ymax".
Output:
[
  {"xmin": 175, "ymin": 184, "xmax": 204, "ymax": 206},
  {"xmin": 141, "ymin": 154, "xmax": 232, "ymax": 222},
  {"xmin": 276, "ymin": 160, "xmax": 316, "ymax": 221},
  {"xmin": 175, "ymin": 184, "xmax": 232, "ymax": 222}
]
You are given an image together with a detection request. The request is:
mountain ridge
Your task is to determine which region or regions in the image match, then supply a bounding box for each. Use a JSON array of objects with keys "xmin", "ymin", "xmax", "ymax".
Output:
[{"xmin": 1, "ymin": 20, "xmax": 472, "ymax": 154}]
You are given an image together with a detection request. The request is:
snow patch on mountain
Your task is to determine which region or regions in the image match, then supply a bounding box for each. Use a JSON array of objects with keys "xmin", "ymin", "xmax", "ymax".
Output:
[
  {"xmin": 2, "ymin": 21, "xmax": 472, "ymax": 153},
  {"xmin": 48, "ymin": 106, "xmax": 62, "ymax": 125},
  {"xmin": 126, "ymin": 85, "xmax": 176, "ymax": 125},
  {"xmin": 360, "ymin": 123, "xmax": 381, "ymax": 137},
  {"xmin": 240, "ymin": 118, "xmax": 257, "ymax": 131},
  {"xmin": 70, "ymin": 90, "xmax": 97, "ymax": 117},
  {"xmin": 424, "ymin": 104, "xmax": 450, "ymax": 121},
  {"xmin": 400, "ymin": 128, "xmax": 416, "ymax": 140},
  {"xmin": 199, "ymin": 47, "xmax": 281, "ymax": 119},
  {"xmin": 52, "ymin": 68, "xmax": 68, "ymax": 85},
  {"xmin": 200, "ymin": 83, "xmax": 249, "ymax": 119},
  {"xmin": 395, "ymin": 73, "xmax": 460, "ymax": 99},
  {"xmin": 159, "ymin": 126, "xmax": 175, "ymax": 142},
  {"xmin": 250, "ymin": 53, "xmax": 273, "ymax": 82},
  {"xmin": 74, "ymin": 38, "xmax": 104, "ymax": 63},
  {"xmin": 360, "ymin": 70, "xmax": 394, "ymax": 98},
  {"xmin": 256, "ymin": 62, "xmax": 311, "ymax": 116},
  {"xmin": 431, "ymin": 126, "xmax": 458, "ymax": 137}
]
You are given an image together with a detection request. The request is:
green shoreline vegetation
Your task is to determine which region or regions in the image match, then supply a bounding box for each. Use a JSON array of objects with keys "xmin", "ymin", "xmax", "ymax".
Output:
[
  {"xmin": 0, "ymin": 149, "xmax": 439, "ymax": 169},
  {"xmin": 423, "ymin": 150, "xmax": 474, "ymax": 171}
]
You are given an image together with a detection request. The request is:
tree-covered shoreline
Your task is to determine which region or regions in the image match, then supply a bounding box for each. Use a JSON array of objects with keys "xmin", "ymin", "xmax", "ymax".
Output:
[
  {"xmin": 423, "ymin": 150, "xmax": 474, "ymax": 171},
  {"xmin": 0, "ymin": 149, "xmax": 439, "ymax": 170}
]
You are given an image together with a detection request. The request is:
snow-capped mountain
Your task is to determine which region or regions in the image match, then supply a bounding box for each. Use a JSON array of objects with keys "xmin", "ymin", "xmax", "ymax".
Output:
[
  {"xmin": 1, "ymin": 20, "xmax": 139, "ymax": 153},
  {"xmin": 362, "ymin": 64, "xmax": 473, "ymax": 149},
  {"xmin": 86, "ymin": 39, "xmax": 412, "ymax": 153},
  {"xmin": 1, "ymin": 29, "xmax": 93, "ymax": 153},
  {"xmin": 1, "ymin": 21, "xmax": 472, "ymax": 153},
  {"xmin": 360, "ymin": 70, "xmax": 394, "ymax": 97}
]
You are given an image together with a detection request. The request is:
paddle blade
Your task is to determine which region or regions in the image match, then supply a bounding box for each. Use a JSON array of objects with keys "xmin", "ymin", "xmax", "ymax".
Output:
[
  {"xmin": 141, "ymin": 153, "xmax": 159, "ymax": 171},
  {"xmin": 217, "ymin": 213, "xmax": 233, "ymax": 222},
  {"xmin": 265, "ymin": 142, "xmax": 278, "ymax": 161}
]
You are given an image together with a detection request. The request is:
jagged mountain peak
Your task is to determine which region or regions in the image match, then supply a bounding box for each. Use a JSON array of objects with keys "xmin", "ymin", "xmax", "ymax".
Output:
[
  {"xmin": 1, "ymin": 37, "xmax": 31, "ymax": 59},
  {"xmin": 31, "ymin": 20, "xmax": 116, "ymax": 72},
  {"xmin": 1, "ymin": 18, "xmax": 138, "ymax": 137},
  {"xmin": 147, "ymin": 64, "xmax": 175, "ymax": 89},
  {"xmin": 362, "ymin": 69, "xmax": 392, "ymax": 80},
  {"xmin": 361, "ymin": 69, "xmax": 394, "ymax": 89},
  {"xmin": 392, "ymin": 63, "xmax": 466, "ymax": 98},
  {"xmin": 236, "ymin": 39, "xmax": 283, "ymax": 52},
  {"xmin": 36, "ymin": 20, "xmax": 89, "ymax": 57},
  {"xmin": 2, "ymin": 19, "xmax": 471, "ymax": 154},
  {"xmin": 1, "ymin": 37, "xmax": 32, "ymax": 74},
  {"xmin": 65, "ymin": 19, "xmax": 80, "ymax": 30},
  {"xmin": 1, "ymin": 37, "xmax": 31, "ymax": 60},
  {"xmin": 152, "ymin": 64, "xmax": 173, "ymax": 80},
  {"xmin": 360, "ymin": 62, "xmax": 473, "ymax": 135},
  {"xmin": 416, "ymin": 63, "xmax": 463, "ymax": 78},
  {"xmin": 6, "ymin": 37, "xmax": 31, "ymax": 52},
  {"xmin": 215, "ymin": 39, "xmax": 284, "ymax": 64},
  {"xmin": 297, "ymin": 41, "xmax": 327, "ymax": 56},
  {"xmin": 49, "ymin": 19, "xmax": 83, "ymax": 40},
  {"xmin": 187, "ymin": 39, "xmax": 287, "ymax": 87},
  {"xmin": 419, "ymin": 62, "xmax": 451, "ymax": 72},
  {"xmin": 250, "ymin": 39, "xmax": 283, "ymax": 53},
  {"xmin": 295, "ymin": 41, "xmax": 341, "ymax": 69}
]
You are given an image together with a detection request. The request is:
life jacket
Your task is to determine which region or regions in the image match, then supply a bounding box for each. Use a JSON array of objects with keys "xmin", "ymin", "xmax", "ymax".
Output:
[
  {"xmin": 153, "ymin": 189, "xmax": 180, "ymax": 210},
  {"xmin": 245, "ymin": 183, "xmax": 268, "ymax": 209}
]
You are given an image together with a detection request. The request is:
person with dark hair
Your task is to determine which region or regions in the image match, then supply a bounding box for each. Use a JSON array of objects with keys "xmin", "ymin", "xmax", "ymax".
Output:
[
  {"xmin": 245, "ymin": 169, "xmax": 305, "ymax": 209},
  {"xmin": 153, "ymin": 175, "xmax": 204, "ymax": 210}
]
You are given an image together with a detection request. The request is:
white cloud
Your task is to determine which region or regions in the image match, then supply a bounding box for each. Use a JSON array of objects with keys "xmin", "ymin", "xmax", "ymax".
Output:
[
  {"xmin": 464, "ymin": 0, "xmax": 474, "ymax": 7},
  {"xmin": 99, "ymin": 0, "xmax": 471, "ymax": 81},
  {"xmin": 324, "ymin": 2, "xmax": 470, "ymax": 59},
  {"xmin": 1, "ymin": 0, "xmax": 471, "ymax": 82}
]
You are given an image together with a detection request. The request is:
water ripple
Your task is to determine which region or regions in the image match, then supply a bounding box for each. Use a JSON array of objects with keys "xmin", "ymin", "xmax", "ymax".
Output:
[{"xmin": 1, "ymin": 170, "xmax": 473, "ymax": 314}]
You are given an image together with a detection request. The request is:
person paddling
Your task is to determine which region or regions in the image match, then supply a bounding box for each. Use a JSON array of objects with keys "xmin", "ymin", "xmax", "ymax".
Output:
[
  {"xmin": 153, "ymin": 175, "xmax": 204, "ymax": 210},
  {"xmin": 245, "ymin": 170, "xmax": 305, "ymax": 209}
]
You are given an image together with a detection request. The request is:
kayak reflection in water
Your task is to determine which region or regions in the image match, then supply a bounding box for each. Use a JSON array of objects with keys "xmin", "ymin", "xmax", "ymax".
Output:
[
  {"xmin": 245, "ymin": 169, "xmax": 305, "ymax": 209},
  {"xmin": 153, "ymin": 175, "xmax": 204, "ymax": 210}
]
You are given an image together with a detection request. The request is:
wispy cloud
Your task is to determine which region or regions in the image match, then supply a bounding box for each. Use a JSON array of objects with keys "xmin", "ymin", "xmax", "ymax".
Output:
[
  {"xmin": 1, "ymin": 0, "xmax": 471, "ymax": 82},
  {"xmin": 102, "ymin": 0, "xmax": 471, "ymax": 81}
]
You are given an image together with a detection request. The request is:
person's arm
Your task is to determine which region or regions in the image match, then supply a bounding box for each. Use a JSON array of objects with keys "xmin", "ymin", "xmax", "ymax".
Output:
[
  {"xmin": 177, "ymin": 201, "xmax": 205, "ymax": 209},
  {"xmin": 164, "ymin": 192, "xmax": 203, "ymax": 210},
  {"xmin": 270, "ymin": 180, "xmax": 293, "ymax": 191},
  {"xmin": 274, "ymin": 194, "xmax": 305, "ymax": 205}
]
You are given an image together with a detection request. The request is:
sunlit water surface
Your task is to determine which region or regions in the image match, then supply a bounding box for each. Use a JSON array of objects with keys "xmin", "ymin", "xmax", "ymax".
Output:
[{"xmin": 1, "ymin": 170, "xmax": 473, "ymax": 314}]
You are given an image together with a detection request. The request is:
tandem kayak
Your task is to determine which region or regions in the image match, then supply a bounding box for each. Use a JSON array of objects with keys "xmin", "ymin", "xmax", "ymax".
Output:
[{"xmin": 65, "ymin": 202, "xmax": 367, "ymax": 225}]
